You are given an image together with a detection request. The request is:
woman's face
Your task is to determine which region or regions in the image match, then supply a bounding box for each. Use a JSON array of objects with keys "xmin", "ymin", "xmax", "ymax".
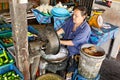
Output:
[{"xmin": 73, "ymin": 9, "xmax": 85, "ymax": 24}]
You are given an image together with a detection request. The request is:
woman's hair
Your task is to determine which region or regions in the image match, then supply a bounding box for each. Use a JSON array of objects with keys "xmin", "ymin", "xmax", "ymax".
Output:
[{"xmin": 73, "ymin": 5, "xmax": 88, "ymax": 17}]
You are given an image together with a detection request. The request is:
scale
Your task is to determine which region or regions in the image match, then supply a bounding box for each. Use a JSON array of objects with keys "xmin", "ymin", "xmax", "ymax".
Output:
[{"xmin": 88, "ymin": 9, "xmax": 105, "ymax": 33}]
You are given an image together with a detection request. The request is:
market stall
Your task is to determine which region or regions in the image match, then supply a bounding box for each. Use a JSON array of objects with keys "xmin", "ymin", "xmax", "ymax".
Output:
[
  {"xmin": 32, "ymin": 3, "xmax": 120, "ymax": 59},
  {"xmin": 1, "ymin": 0, "xmax": 120, "ymax": 80}
]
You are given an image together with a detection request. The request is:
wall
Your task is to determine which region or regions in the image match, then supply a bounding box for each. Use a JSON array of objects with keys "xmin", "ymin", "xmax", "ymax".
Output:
[{"xmin": 93, "ymin": 1, "xmax": 120, "ymax": 27}]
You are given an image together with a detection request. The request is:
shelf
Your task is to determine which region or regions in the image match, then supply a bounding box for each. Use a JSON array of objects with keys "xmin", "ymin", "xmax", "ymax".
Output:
[{"xmin": 1, "ymin": 12, "xmax": 35, "ymax": 22}]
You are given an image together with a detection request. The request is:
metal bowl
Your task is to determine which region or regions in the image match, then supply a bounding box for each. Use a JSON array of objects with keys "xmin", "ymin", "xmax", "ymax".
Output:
[{"xmin": 41, "ymin": 46, "xmax": 68, "ymax": 63}]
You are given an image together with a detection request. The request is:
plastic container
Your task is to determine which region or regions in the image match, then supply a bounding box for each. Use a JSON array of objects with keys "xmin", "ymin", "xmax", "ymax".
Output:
[
  {"xmin": 78, "ymin": 44, "xmax": 106, "ymax": 79},
  {"xmin": 51, "ymin": 8, "xmax": 70, "ymax": 17},
  {"xmin": 28, "ymin": 25, "xmax": 39, "ymax": 35},
  {"xmin": 0, "ymin": 43, "xmax": 5, "ymax": 55},
  {"xmin": 28, "ymin": 25, "xmax": 39, "ymax": 41},
  {"xmin": 0, "ymin": 32, "xmax": 13, "ymax": 48},
  {"xmin": 0, "ymin": 24, "xmax": 12, "ymax": 34},
  {"xmin": 0, "ymin": 31, "xmax": 12, "ymax": 38},
  {"xmin": 0, "ymin": 64, "xmax": 24, "ymax": 80},
  {"xmin": 0, "ymin": 25, "xmax": 38, "ymax": 47},
  {"xmin": 0, "ymin": 24, "xmax": 38, "ymax": 35},
  {"xmin": 0, "ymin": 44, "xmax": 4, "ymax": 50},
  {"xmin": 7, "ymin": 46, "xmax": 16, "ymax": 61},
  {"xmin": 72, "ymin": 69, "xmax": 100, "ymax": 80},
  {"xmin": 32, "ymin": 9, "xmax": 51, "ymax": 24}
]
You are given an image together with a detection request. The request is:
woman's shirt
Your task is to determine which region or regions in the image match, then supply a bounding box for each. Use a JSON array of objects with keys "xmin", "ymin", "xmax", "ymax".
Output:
[{"xmin": 62, "ymin": 17, "xmax": 91, "ymax": 56}]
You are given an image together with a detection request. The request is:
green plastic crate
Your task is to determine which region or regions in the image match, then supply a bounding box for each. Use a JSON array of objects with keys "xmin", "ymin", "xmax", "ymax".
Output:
[
  {"xmin": 0, "ymin": 64, "xmax": 24, "ymax": 80},
  {"xmin": 0, "ymin": 49, "xmax": 14, "ymax": 67},
  {"xmin": 0, "ymin": 31, "xmax": 12, "ymax": 38},
  {"xmin": 0, "ymin": 32, "xmax": 13, "ymax": 48},
  {"xmin": 0, "ymin": 24, "xmax": 12, "ymax": 34}
]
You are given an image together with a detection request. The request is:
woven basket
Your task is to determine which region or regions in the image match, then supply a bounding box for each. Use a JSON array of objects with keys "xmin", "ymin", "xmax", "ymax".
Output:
[{"xmin": 36, "ymin": 73, "xmax": 65, "ymax": 80}]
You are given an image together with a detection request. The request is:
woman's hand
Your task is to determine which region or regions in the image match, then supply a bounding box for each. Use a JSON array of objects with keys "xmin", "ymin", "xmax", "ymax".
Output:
[{"xmin": 56, "ymin": 28, "xmax": 64, "ymax": 36}]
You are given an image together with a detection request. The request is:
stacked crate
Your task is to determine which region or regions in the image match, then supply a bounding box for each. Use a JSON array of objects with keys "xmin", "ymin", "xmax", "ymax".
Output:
[
  {"xmin": 0, "ymin": 23, "xmax": 24, "ymax": 80},
  {"xmin": 0, "ymin": 24, "xmax": 13, "ymax": 48},
  {"xmin": 0, "ymin": 22, "xmax": 40, "ymax": 79}
]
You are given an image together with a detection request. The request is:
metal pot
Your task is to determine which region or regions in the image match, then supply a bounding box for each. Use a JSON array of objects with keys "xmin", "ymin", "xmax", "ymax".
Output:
[{"xmin": 40, "ymin": 46, "xmax": 68, "ymax": 63}]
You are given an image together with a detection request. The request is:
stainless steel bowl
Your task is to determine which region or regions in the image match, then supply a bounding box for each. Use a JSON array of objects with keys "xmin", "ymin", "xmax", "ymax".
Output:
[{"xmin": 41, "ymin": 46, "xmax": 68, "ymax": 63}]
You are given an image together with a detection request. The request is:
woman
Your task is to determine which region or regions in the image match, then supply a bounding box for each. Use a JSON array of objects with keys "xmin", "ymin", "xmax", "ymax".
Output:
[
  {"xmin": 56, "ymin": 5, "xmax": 91, "ymax": 79},
  {"xmin": 57, "ymin": 5, "xmax": 91, "ymax": 56}
]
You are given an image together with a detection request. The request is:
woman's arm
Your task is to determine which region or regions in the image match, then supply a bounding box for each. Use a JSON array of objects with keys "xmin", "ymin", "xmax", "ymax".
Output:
[
  {"xmin": 57, "ymin": 27, "xmax": 74, "ymax": 46},
  {"xmin": 60, "ymin": 40, "xmax": 74, "ymax": 46}
]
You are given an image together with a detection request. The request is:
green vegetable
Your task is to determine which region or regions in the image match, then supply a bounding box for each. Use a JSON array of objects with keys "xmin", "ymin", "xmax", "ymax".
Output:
[
  {"xmin": 1, "ymin": 71, "xmax": 21, "ymax": 80},
  {"xmin": 9, "ymin": 59, "xmax": 14, "ymax": 63},
  {"xmin": 0, "ymin": 57, "xmax": 3, "ymax": 66},
  {"xmin": 0, "ymin": 75, "xmax": 3, "ymax": 79},
  {"xmin": 3, "ymin": 73, "xmax": 7, "ymax": 77},
  {"xmin": 4, "ymin": 77, "xmax": 7, "ymax": 80},
  {"xmin": 7, "ymin": 72, "xmax": 12, "ymax": 77}
]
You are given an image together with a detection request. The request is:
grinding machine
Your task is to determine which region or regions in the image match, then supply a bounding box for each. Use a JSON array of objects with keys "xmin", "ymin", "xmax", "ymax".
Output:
[{"xmin": 28, "ymin": 25, "xmax": 68, "ymax": 79}]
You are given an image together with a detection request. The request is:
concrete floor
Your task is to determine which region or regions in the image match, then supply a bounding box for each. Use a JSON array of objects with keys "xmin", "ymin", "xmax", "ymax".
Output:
[{"xmin": 100, "ymin": 58, "xmax": 120, "ymax": 80}]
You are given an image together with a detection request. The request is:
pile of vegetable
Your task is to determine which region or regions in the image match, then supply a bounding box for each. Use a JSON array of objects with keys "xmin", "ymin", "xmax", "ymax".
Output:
[
  {"xmin": 1, "ymin": 38, "xmax": 13, "ymax": 45},
  {"xmin": 0, "ymin": 50, "xmax": 14, "ymax": 66},
  {"xmin": 36, "ymin": 4, "xmax": 53, "ymax": 16},
  {"xmin": 0, "ymin": 27, "xmax": 11, "ymax": 32},
  {"xmin": 0, "ymin": 70, "xmax": 21, "ymax": 80},
  {"xmin": 35, "ymin": 2, "xmax": 73, "ymax": 16}
]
